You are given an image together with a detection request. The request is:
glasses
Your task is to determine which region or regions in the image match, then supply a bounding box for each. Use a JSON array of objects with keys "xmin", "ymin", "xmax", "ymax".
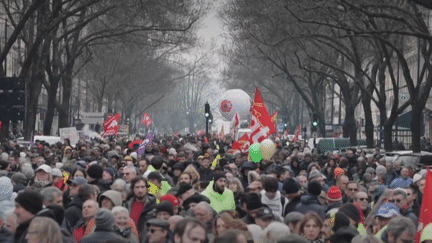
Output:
[{"xmin": 389, "ymin": 199, "xmax": 403, "ymax": 203}]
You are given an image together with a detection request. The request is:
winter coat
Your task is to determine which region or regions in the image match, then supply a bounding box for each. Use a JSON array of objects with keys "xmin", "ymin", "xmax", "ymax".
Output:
[
  {"xmin": 295, "ymin": 194, "xmax": 325, "ymax": 219},
  {"xmin": 0, "ymin": 227, "xmax": 13, "ymax": 243},
  {"xmin": 383, "ymin": 170, "xmax": 398, "ymax": 186},
  {"xmin": 201, "ymin": 184, "xmax": 235, "ymax": 213},
  {"xmin": 79, "ymin": 229, "xmax": 126, "ymax": 243},
  {"xmin": 124, "ymin": 194, "xmax": 157, "ymax": 241},
  {"xmin": 198, "ymin": 167, "xmax": 214, "ymax": 182},
  {"xmin": 260, "ymin": 190, "xmax": 287, "ymax": 220},
  {"xmin": 0, "ymin": 177, "xmax": 14, "ymax": 222},
  {"xmin": 329, "ymin": 226, "xmax": 358, "ymax": 243},
  {"xmin": 64, "ymin": 195, "xmax": 84, "ymax": 232},
  {"xmin": 283, "ymin": 195, "xmax": 302, "ymax": 217},
  {"xmin": 401, "ymin": 206, "xmax": 418, "ymax": 226},
  {"xmin": 14, "ymin": 221, "xmax": 30, "ymax": 243}
]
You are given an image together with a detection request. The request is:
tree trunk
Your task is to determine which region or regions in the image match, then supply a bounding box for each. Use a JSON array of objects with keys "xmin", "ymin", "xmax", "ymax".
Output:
[
  {"xmin": 24, "ymin": 77, "xmax": 42, "ymax": 139},
  {"xmin": 343, "ymin": 104, "xmax": 357, "ymax": 145},
  {"xmin": 362, "ymin": 95, "xmax": 374, "ymax": 148},
  {"xmin": 43, "ymin": 79, "xmax": 59, "ymax": 135},
  {"xmin": 411, "ymin": 106, "xmax": 422, "ymax": 152},
  {"xmin": 58, "ymin": 78, "xmax": 72, "ymax": 129}
]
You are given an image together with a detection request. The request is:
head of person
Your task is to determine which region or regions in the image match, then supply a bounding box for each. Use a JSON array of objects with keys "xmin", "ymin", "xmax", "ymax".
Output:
[
  {"xmin": 400, "ymin": 167, "xmax": 409, "ymax": 179},
  {"xmin": 122, "ymin": 165, "xmax": 137, "ymax": 183},
  {"xmin": 168, "ymin": 215, "xmax": 184, "ymax": 232},
  {"xmin": 263, "ymin": 177, "xmax": 279, "ymax": 199},
  {"xmin": 179, "ymin": 172, "xmax": 192, "ymax": 185},
  {"xmin": 391, "ymin": 188, "xmax": 408, "ymax": 211},
  {"xmin": 354, "ymin": 191, "xmax": 369, "ymax": 211},
  {"xmin": 82, "ymin": 199, "xmax": 98, "ymax": 221},
  {"xmin": 228, "ymin": 178, "xmax": 244, "ymax": 193},
  {"xmin": 173, "ymin": 218, "xmax": 206, "ymax": 243},
  {"xmin": 131, "ymin": 176, "xmax": 149, "ymax": 201},
  {"xmin": 384, "ymin": 216, "xmax": 416, "ymax": 243},
  {"xmin": 346, "ymin": 181, "xmax": 359, "ymax": 199},
  {"xmin": 376, "ymin": 202, "xmax": 400, "ymax": 229},
  {"xmin": 156, "ymin": 201, "xmax": 174, "ymax": 220},
  {"xmin": 86, "ymin": 164, "xmax": 104, "ymax": 182},
  {"xmin": 246, "ymin": 193, "xmax": 263, "ymax": 219},
  {"xmin": 336, "ymin": 174, "xmax": 349, "ymax": 191},
  {"xmin": 419, "ymin": 178, "xmax": 426, "ymax": 195},
  {"xmin": 297, "ymin": 175, "xmax": 307, "ymax": 188},
  {"xmin": 35, "ymin": 164, "xmax": 52, "ymax": 182},
  {"xmin": 40, "ymin": 186, "xmax": 63, "ymax": 207},
  {"xmin": 255, "ymin": 207, "xmax": 274, "ymax": 229},
  {"xmin": 394, "ymin": 161, "xmax": 402, "ymax": 171},
  {"xmin": 297, "ymin": 213, "xmax": 323, "ymax": 241},
  {"xmin": 25, "ymin": 216, "xmax": 62, "ymax": 243},
  {"xmin": 308, "ymin": 170, "xmax": 325, "ymax": 187},
  {"xmin": 214, "ymin": 230, "xmax": 248, "ymax": 243},
  {"xmin": 103, "ymin": 167, "xmax": 116, "ymax": 183},
  {"xmin": 326, "ymin": 186, "xmax": 342, "ymax": 204},
  {"xmin": 148, "ymin": 171, "xmax": 163, "ymax": 188},
  {"xmin": 213, "ymin": 211, "xmax": 236, "ymax": 237},
  {"xmin": 94, "ymin": 208, "xmax": 115, "ymax": 231},
  {"xmin": 193, "ymin": 202, "xmax": 213, "ymax": 224},
  {"xmin": 146, "ymin": 218, "xmax": 170, "ymax": 243},
  {"xmin": 247, "ymin": 181, "xmax": 263, "ymax": 194},
  {"xmin": 111, "ymin": 206, "xmax": 129, "ymax": 231},
  {"xmin": 284, "ymin": 212, "xmax": 304, "ymax": 234},
  {"xmin": 200, "ymin": 156, "xmax": 211, "ymax": 170},
  {"xmin": 338, "ymin": 203, "xmax": 360, "ymax": 226},
  {"xmin": 213, "ymin": 172, "xmax": 227, "ymax": 194},
  {"xmin": 99, "ymin": 190, "xmax": 122, "ymax": 210},
  {"xmin": 176, "ymin": 184, "xmax": 195, "ymax": 205},
  {"xmin": 14, "ymin": 189, "xmax": 43, "ymax": 225},
  {"xmin": 404, "ymin": 187, "xmax": 415, "ymax": 206},
  {"xmin": 283, "ymin": 178, "xmax": 300, "ymax": 200},
  {"xmin": 160, "ymin": 194, "xmax": 180, "ymax": 215},
  {"xmin": 138, "ymin": 158, "xmax": 150, "ymax": 174}
]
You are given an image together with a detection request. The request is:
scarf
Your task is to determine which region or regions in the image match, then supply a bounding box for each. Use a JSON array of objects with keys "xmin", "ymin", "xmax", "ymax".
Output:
[{"xmin": 113, "ymin": 225, "xmax": 131, "ymax": 238}]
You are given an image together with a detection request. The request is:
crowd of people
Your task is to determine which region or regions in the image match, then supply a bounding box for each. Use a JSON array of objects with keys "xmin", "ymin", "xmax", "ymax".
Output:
[{"xmin": 0, "ymin": 133, "xmax": 430, "ymax": 243}]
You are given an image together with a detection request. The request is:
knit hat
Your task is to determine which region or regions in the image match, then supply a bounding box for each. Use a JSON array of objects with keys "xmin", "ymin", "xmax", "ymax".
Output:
[
  {"xmin": 284, "ymin": 212, "xmax": 304, "ymax": 224},
  {"xmin": 365, "ymin": 167, "xmax": 375, "ymax": 175},
  {"xmin": 15, "ymin": 190, "xmax": 43, "ymax": 215},
  {"xmin": 338, "ymin": 203, "xmax": 360, "ymax": 223},
  {"xmin": 95, "ymin": 208, "xmax": 114, "ymax": 229},
  {"xmin": 247, "ymin": 193, "xmax": 263, "ymax": 211},
  {"xmin": 283, "ymin": 178, "xmax": 299, "ymax": 195},
  {"xmin": 148, "ymin": 172, "xmax": 163, "ymax": 182},
  {"xmin": 87, "ymin": 164, "xmax": 103, "ymax": 179},
  {"xmin": 376, "ymin": 165, "xmax": 387, "ymax": 176},
  {"xmin": 160, "ymin": 194, "xmax": 180, "ymax": 207},
  {"xmin": 21, "ymin": 166, "xmax": 34, "ymax": 180},
  {"xmin": 104, "ymin": 167, "xmax": 116, "ymax": 179},
  {"xmin": 334, "ymin": 168, "xmax": 344, "ymax": 179},
  {"xmin": 156, "ymin": 201, "xmax": 174, "ymax": 216},
  {"xmin": 264, "ymin": 177, "xmax": 279, "ymax": 192},
  {"xmin": 213, "ymin": 171, "xmax": 227, "ymax": 182},
  {"xmin": 308, "ymin": 170, "xmax": 323, "ymax": 181},
  {"xmin": 176, "ymin": 184, "xmax": 193, "ymax": 197},
  {"xmin": 307, "ymin": 181, "xmax": 322, "ymax": 196},
  {"xmin": 332, "ymin": 212, "xmax": 350, "ymax": 232},
  {"xmin": 327, "ymin": 186, "xmax": 342, "ymax": 202},
  {"xmin": 11, "ymin": 172, "xmax": 27, "ymax": 185}
]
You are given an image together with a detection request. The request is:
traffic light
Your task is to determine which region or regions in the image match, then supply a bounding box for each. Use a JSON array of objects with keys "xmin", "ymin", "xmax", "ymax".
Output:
[
  {"xmin": 208, "ymin": 112, "xmax": 213, "ymax": 124},
  {"xmin": 204, "ymin": 103, "xmax": 210, "ymax": 118},
  {"xmin": 312, "ymin": 113, "xmax": 318, "ymax": 127}
]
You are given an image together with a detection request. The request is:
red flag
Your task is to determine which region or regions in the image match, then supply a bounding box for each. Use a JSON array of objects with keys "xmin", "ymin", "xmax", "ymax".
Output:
[
  {"xmin": 284, "ymin": 128, "xmax": 288, "ymax": 138},
  {"xmin": 415, "ymin": 167, "xmax": 432, "ymax": 242},
  {"xmin": 292, "ymin": 125, "xmax": 300, "ymax": 143},
  {"xmin": 238, "ymin": 133, "xmax": 251, "ymax": 153},
  {"xmin": 250, "ymin": 87, "xmax": 275, "ymax": 143},
  {"xmin": 102, "ymin": 113, "xmax": 119, "ymax": 137},
  {"xmin": 270, "ymin": 111, "xmax": 278, "ymax": 124},
  {"xmin": 142, "ymin": 112, "xmax": 152, "ymax": 128},
  {"xmin": 230, "ymin": 112, "xmax": 240, "ymax": 138},
  {"xmin": 173, "ymin": 131, "xmax": 178, "ymax": 136}
]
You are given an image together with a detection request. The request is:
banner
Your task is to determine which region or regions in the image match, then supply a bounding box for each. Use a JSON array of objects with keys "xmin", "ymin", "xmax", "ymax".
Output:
[
  {"xmin": 249, "ymin": 87, "xmax": 275, "ymax": 143},
  {"xmin": 292, "ymin": 125, "xmax": 300, "ymax": 143},
  {"xmin": 102, "ymin": 113, "xmax": 119, "ymax": 137},
  {"xmin": 142, "ymin": 112, "xmax": 152, "ymax": 128},
  {"xmin": 137, "ymin": 132, "xmax": 154, "ymax": 156},
  {"xmin": 59, "ymin": 127, "xmax": 79, "ymax": 146},
  {"xmin": 230, "ymin": 112, "xmax": 240, "ymax": 138},
  {"xmin": 415, "ymin": 167, "xmax": 432, "ymax": 242},
  {"xmin": 270, "ymin": 111, "xmax": 278, "ymax": 124}
]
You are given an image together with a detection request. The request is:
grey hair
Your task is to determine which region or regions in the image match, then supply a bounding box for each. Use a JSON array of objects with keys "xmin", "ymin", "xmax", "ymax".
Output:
[
  {"xmin": 385, "ymin": 216, "xmax": 416, "ymax": 240},
  {"xmin": 111, "ymin": 179, "xmax": 127, "ymax": 191},
  {"xmin": 111, "ymin": 206, "xmax": 129, "ymax": 216},
  {"xmin": 40, "ymin": 186, "xmax": 62, "ymax": 204},
  {"xmin": 392, "ymin": 188, "xmax": 407, "ymax": 199},
  {"xmin": 351, "ymin": 235, "xmax": 380, "ymax": 243},
  {"xmin": 2, "ymin": 208, "xmax": 16, "ymax": 224},
  {"xmin": 196, "ymin": 201, "xmax": 214, "ymax": 215}
]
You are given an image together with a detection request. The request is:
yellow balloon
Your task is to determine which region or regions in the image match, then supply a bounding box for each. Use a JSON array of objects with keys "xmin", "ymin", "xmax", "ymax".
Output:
[{"xmin": 259, "ymin": 139, "xmax": 276, "ymax": 160}]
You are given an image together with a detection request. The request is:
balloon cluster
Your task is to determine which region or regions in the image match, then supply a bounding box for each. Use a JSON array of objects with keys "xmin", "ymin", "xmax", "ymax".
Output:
[{"xmin": 248, "ymin": 139, "xmax": 276, "ymax": 163}]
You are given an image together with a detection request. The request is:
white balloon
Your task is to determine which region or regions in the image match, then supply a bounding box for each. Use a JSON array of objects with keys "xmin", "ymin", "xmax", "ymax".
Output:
[{"xmin": 219, "ymin": 89, "xmax": 251, "ymax": 121}]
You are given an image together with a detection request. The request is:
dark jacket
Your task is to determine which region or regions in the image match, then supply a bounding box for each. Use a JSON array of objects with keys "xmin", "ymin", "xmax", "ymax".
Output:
[
  {"xmin": 64, "ymin": 195, "xmax": 84, "ymax": 232},
  {"xmin": 329, "ymin": 226, "xmax": 358, "ymax": 243},
  {"xmin": 401, "ymin": 206, "xmax": 418, "ymax": 226},
  {"xmin": 89, "ymin": 179, "xmax": 111, "ymax": 193},
  {"xmin": 0, "ymin": 227, "xmax": 14, "ymax": 243},
  {"xmin": 241, "ymin": 214, "xmax": 255, "ymax": 225},
  {"xmin": 124, "ymin": 194, "xmax": 157, "ymax": 240},
  {"xmin": 283, "ymin": 195, "xmax": 302, "ymax": 217},
  {"xmin": 295, "ymin": 194, "xmax": 325, "ymax": 219},
  {"xmin": 198, "ymin": 167, "xmax": 214, "ymax": 182},
  {"xmin": 79, "ymin": 229, "xmax": 126, "ymax": 243},
  {"xmin": 14, "ymin": 221, "xmax": 30, "ymax": 243}
]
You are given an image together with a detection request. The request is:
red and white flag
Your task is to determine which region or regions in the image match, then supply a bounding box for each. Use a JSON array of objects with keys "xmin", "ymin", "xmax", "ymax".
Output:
[
  {"xmin": 230, "ymin": 112, "xmax": 240, "ymax": 138},
  {"xmin": 249, "ymin": 87, "xmax": 275, "ymax": 143},
  {"xmin": 102, "ymin": 113, "xmax": 119, "ymax": 137},
  {"xmin": 292, "ymin": 125, "xmax": 300, "ymax": 143},
  {"xmin": 238, "ymin": 133, "xmax": 251, "ymax": 153},
  {"xmin": 142, "ymin": 112, "xmax": 152, "ymax": 128},
  {"xmin": 415, "ymin": 167, "xmax": 432, "ymax": 242}
]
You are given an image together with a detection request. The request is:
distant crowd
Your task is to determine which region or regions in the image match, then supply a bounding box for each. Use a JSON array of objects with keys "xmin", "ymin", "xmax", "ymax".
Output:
[{"xmin": 0, "ymin": 134, "xmax": 430, "ymax": 243}]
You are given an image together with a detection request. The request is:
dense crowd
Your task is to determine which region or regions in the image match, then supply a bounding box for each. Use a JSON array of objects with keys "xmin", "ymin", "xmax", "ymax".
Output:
[{"xmin": 0, "ymin": 134, "xmax": 430, "ymax": 243}]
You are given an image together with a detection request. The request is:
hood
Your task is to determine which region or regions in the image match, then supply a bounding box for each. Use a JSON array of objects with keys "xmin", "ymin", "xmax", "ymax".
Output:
[
  {"xmin": 99, "ymin": 190, "xmax": 122, "ymax": 207},
  {"xmin": 330, "ymin": 226, "xmax": 358, "ymax": 243},
  {"xmin": 300, "ymin": 194, "xmax": 320, "ymax": 206},
  {"xmin": 260, "ymin": 189, "xmax": 281, "ymax": 201},
  {"xmin": 0, "ymin": 177, "xmax": 14, "ymax": 201}
]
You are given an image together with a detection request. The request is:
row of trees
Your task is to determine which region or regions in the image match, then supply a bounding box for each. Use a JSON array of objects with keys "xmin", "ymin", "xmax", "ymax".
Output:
[
  {"xmin": 219, "ymin": 0, "xmax": 432, "ymax": 151},
  {"xmin": 0, "ymin": 0, "xmax": 208, "ymax": 139}
]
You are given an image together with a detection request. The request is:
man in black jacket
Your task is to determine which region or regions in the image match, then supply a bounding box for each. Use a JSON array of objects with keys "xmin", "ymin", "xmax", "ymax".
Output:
[
  {"xmin": 14, "ymin": 189, "xmax": 43, "ymax": 243},
  {"xmin": 64, "ymin": 184, "xmax": 97, "ymax": 232},
  {"xmin": 282, "ymin": 178, "xmax": 302, "ymax": 217}
]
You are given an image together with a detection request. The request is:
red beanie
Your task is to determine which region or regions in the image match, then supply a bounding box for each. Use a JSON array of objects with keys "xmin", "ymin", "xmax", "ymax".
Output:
[
  {"xmin": 160, "ymin": 194, "xmax": 180, "ymax": 207},
  {"xmin": 334, "ymin": 167, "xmax": 345, "ymax": 179},
  {"xmin": 327, "ymin": 186, "xmax": 342, "ymax": 202}
]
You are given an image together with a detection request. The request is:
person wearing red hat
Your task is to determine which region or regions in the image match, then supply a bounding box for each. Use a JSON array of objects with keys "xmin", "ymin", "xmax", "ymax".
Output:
[
  {"xmin": 160, "ymin": 194, "xmax": 180, "ymax": 215},
  {"xmin": 326, "ymin": 186, "xmax": 343, "ymax": 212}
]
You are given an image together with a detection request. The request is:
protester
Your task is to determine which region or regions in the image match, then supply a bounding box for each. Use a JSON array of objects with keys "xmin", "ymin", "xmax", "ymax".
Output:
[
  {"xmin": 25, "ymin": 216, "xmax": 63, "ymax": 243},
  {"xmin": 79, "ymin": 208, "xmax": 125, "ymax": 243},
  {"xmin": 111, "ymin": 206, "xmax": 139, "ymax": 243},
  {"xmin": 172, "ymin": 218, "xmax": 207, "ymax": 243}
]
